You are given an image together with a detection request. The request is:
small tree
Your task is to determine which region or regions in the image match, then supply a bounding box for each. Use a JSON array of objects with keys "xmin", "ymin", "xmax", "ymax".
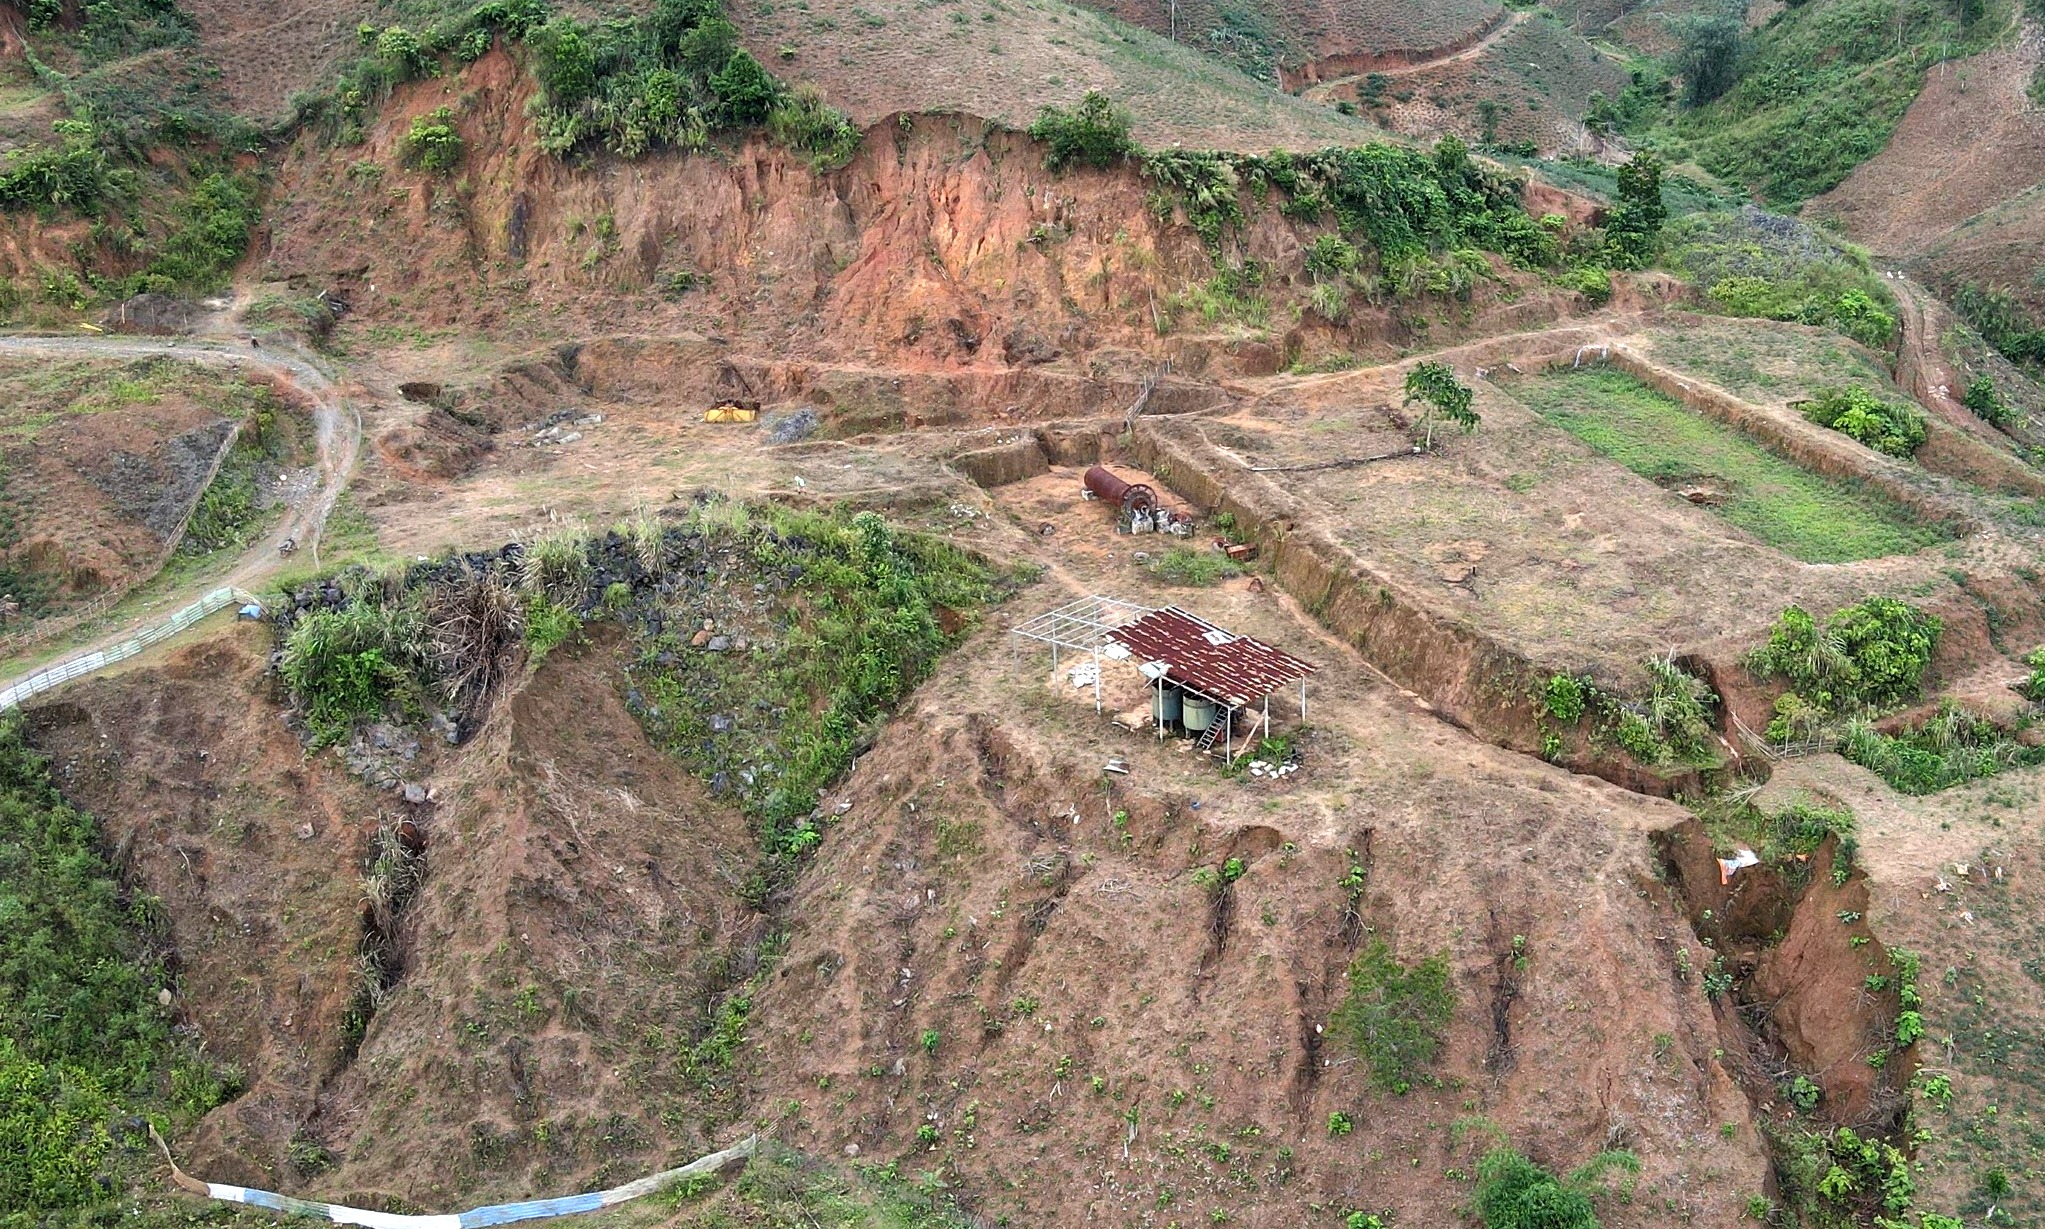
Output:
[
  {"xmin": 1606, "ymin": 151, "xmax": 1665, "ymax": 269},
  {"xmin": 1029, "ymin": 91, "xmax": 1134, "ymax": 171},
  {"xmin": 712, "ymin": 50, "xmax": 778, "ymax": 123},
  {"xmin": 1403, "ymin": 361, "xmax": 1479, "ymax": 449},
  {"xmin": 1675, "ymin": 7, "xmax": 1745, "ymax": 107}
]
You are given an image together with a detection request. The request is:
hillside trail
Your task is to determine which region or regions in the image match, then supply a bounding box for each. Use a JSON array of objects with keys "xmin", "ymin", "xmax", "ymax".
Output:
[
  {"xmin": 1300, "ymin": 11, "xmax": 1530, "ymax": 102},
  {"xmin": 0, "ymin": 330, "xmax": 361, "ymax": 697}
]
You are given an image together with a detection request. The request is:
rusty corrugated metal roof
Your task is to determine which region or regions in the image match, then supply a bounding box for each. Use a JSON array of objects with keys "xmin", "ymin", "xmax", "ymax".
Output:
[{"xmin": 1108, "ymin": 606, "xmax": 1316, "ymax": 708}]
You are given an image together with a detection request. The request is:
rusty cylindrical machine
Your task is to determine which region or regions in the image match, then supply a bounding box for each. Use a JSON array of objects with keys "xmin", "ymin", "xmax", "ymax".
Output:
[{"xmin": 1083, "ymin": 465, "xmax": 1156, "ymax": 514}]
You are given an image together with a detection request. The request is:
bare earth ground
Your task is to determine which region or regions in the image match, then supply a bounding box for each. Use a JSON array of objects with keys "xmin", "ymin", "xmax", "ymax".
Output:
[{"xmin": 1811, "ymin": 32, "xmax": 2045, "ymax": 314}]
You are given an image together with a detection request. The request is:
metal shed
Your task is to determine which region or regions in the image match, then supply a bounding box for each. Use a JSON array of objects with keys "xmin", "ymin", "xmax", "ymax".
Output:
[{"xmin": 1108, "ymin": 606, "xmax": 1316, "ymax": 759}]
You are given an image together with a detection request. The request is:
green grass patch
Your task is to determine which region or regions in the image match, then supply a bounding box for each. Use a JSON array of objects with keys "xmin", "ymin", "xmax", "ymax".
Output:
[
  {"xmin": 1509, "ymin": 368, "xmax": 1950, "ymax": 563},
  {"xmin": 1664, "ymin": 0, "xmax": 2007, "ymax": 205},
  {"xmin": 0, "ymin": 715, "xmax": 238, "ymax": 1218},
  {"xmin": 1145, "ymin": 545, "xmax": 1242, "ymax": 586}
]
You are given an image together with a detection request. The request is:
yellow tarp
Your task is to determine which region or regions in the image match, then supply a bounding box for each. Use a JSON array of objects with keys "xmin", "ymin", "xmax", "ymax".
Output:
[{"xmin": 704, "ymin": 404, "xmax": 758, "ymax": 423}]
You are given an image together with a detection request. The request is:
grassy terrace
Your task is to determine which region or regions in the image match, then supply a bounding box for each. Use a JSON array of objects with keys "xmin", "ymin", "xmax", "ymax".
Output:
[{"xmin": 1508, "ymin": 368, "xmax": 1950, "ymax": 564}]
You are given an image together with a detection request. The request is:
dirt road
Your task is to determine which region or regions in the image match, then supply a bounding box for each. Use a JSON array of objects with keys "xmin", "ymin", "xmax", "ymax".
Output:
[
  {"xmin": 0, "ymin": 332, "xmax": 361, "ymax": 694},
  {"xmin": 1299, "ymin": 11, "xmax": 1529, "ymax": 102}
]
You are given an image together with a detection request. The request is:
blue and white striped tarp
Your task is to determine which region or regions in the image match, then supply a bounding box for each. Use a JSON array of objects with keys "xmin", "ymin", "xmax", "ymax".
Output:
[{"xmin": 151, "ymin": 1127, "xmax": 757, "ymax": 1227}]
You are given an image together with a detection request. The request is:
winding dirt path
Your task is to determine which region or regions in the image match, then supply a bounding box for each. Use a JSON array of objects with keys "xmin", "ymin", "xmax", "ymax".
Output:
[
  {"xmin": 1299, "ymin": 11, "xmax": 1529, "ymax": 103},
  {"xmin": 0, "ymin": 332, "xmax": 361, "ymax": 693}
]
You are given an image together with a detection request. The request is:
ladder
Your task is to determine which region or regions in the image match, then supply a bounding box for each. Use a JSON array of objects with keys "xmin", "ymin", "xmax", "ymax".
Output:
[{"xmin": 1196, "ymin": 708, "xmax": 1231, "ymax": 755}]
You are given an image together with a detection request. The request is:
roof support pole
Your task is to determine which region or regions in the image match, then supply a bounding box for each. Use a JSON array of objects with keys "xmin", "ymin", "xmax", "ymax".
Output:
[{"xmin": 1094, "ymin": 645, "xmax": 1102, "ymax": 713}]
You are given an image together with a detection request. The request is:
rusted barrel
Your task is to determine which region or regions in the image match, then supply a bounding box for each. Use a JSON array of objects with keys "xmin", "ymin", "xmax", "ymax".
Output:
[{"xmin": 1084, "ymin": 465, "xmax": 1156, "ymax": 513}]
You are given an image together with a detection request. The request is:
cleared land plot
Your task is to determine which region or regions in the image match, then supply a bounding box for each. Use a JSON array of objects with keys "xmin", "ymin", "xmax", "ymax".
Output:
[{"xmin": 1507, "ymin": 367, "xmax": 1951, "ymax": 563}]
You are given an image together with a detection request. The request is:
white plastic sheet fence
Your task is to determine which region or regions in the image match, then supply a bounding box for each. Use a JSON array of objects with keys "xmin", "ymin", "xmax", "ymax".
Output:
[{"xmin": 0, "ymin": 586, "xmax": 256, "ymax": 711}]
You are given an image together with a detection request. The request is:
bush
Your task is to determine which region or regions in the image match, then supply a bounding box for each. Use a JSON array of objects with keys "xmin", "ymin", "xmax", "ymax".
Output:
[
  {"xmin": 279, "ymin": 601, "xmax": 426, "ymax": 744},
  {"xmin": 1668, "ymin": 209, "xmax": 1896, "ymax": 345},
  {"xmin": 1475, "ymin": 1149, "xmax": 1601, "ymax": 1229},
  {"xmin": 1543, "ymin": 674, "xmax": 1587, "ymax": 723},
  {"xmin": 1800, "ymin": 386, "xmax": 1925, "ymax": 458},
  {"xmin": 403, "ymin": 107, "xmax": 464, "ymax": 174},
  {"xmin": 0, "ymin": 120, "xmax": 123, "ymax": 219},
  {"xmin": 2021, "ymin": 647, "xmax": 2045, "ymax": 703},
  {"xmin": 1305, "ymin": 233, "xmax": 1360, "ymax": 281},
  {"xmin": 1030, "ymin": 91, "xmax": 1135, "ymax": 171},
  {"xmin": 1329, "ymin": 940, "xmax": 1454, "ymax": 1093},
  {"xmin": 1747, "ymin": 598, "xmax": 1941, "ymax": 714},
  {"xmin": 1841, "ymin": 703, "xmax": 2045, "ymax": 795},
  {"xmin": 766, "ymin": 83, "xmax": 858, "ymax": 168},
  {"xmin": 1961, "ymin": 375, "xmax": 2014, "ymax": 428},
  {"xmin": 1554, "ymin": 264, "xmax": 1612, "ymax": 305},
  {"xmin": 1951, "ymin": 281, "xmax": 2045, "ymax": 367},
  {"xmin": 710, "ymin": 49, "xmax": 777, "ymax": 123},
  {"xmin": 522, "ymin": 597, "xmax": 581, "ymax": 660}
]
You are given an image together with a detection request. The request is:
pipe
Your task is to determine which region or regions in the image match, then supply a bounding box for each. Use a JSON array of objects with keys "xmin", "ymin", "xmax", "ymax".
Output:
[{"xmin": 1083, "ymin": 465, "xmax": 1157, "ymax": 513}]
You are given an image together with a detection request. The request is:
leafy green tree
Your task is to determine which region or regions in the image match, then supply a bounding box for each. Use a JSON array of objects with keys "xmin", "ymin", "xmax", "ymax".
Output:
[
  {"xmin": 532, "ymin": 17, "xmax": 598, "ymax": 106},
  {"xmin": 711, "ymin": 49, "xmax": 777, "ymax": 122},
  {"xmin": 1606, "ymin": 151, "xmax": 1666, "ymax": 269},
  {"xmin": 1675, "ymin": 7, "xmax": 1746, "ymax": 107},
  {"xmin": 1029, "ymin": 91, "xmax": 1135, "ymax": 171},
  {"xmin": 1403, "ymin": 361, "xmax": 1479, "ymax": 449}
]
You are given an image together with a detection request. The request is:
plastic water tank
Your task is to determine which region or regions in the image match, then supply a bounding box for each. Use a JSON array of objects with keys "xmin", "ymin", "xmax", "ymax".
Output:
[
  {"xmin": 1152, "ymin": 684, "xmax": 1183, "ymax": 725},
  {"xmin": 1182, "ymin": 694, "xmax": 1216, "ymax": 732}
]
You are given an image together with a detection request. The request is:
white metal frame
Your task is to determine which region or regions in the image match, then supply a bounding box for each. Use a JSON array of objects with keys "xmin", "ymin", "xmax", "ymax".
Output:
[{"xmin": 1008, "ymin": 595, "xmax": 1153, "ymax": 712}]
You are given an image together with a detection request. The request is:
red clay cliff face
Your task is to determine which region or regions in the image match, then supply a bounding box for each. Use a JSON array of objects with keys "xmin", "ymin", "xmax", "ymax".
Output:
[{"xmin": 260, "ymin": 52, "xmax": 1602, "ymax": 384}]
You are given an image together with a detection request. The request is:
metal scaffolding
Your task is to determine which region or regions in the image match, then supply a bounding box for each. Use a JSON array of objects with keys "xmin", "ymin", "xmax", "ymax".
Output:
[{"xmin": 1008, "ymin": 595, "xmax": 1154, "ymax": 712}]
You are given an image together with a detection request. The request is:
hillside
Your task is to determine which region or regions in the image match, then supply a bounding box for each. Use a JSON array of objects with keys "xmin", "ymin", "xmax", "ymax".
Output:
[{"xmin": 2, "ymin": 0, "xmax": 2045, "ymax": 1226}]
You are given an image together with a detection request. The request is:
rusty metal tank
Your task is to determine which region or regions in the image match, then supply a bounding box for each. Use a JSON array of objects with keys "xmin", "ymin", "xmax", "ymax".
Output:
[{"xmin": 1083, "ymin": 465, "xmax": 1157, "ymax": 513}]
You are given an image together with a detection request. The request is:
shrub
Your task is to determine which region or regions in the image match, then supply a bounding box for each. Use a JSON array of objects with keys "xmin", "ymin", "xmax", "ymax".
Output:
[
  {"xmin": 1961, "ymin": 375, "xmax": 2014, "ymax": 429},
  {"xmin": 1030, "ymin": 91, "xmax": 1134, "ymax": 171},
  {"xmin": 1329, "ymin": 940, "xmax": 1454, "ymax": 1093},
  {"xmin": 1147, "ymin": 545, "xmax": 1241, "ymax": 586},
  {"xmin": 403, "ymin": 107, "xmax": 464, "ymax": 174},
  {"xmin": 1554, "ymin": 264, "xmax": 1612, "ymax": 305},
  {"xmin": 279, "ymin": 602, "xmax": 426, "ymax": 744},
  {"xmin": 1840, "ymin": 704, "xmax": 2045, "ymax": 795},
  {"xmin": 1748, "ymin": 598, "xmax": 1940, "ymax": 714},
  {"xmin": 1473, "ymin": 1147, "xmax": 1637, "ymax": 1229},
  {"xmin": 2021, "ymin": 647, "xmax": 2045, "ymax": 703},
  {"xmin": 1305, "ymin": 233, "xmax": 1360, "ymax": 281},
  {"xmin": 1951, "ymin": 281, "xmax": 2045, "ymax": 367},
  {"xmin": 1800, "ymin": 386, "xmax": 1925, "ymax": 458},
  {"xmin": 1668, "ymin": 209, "xmax": 1896, "ymax": 346},
  {"xmin": 766, "ymin": 83, "xmax": 858, "ymax": 168},
  {"xmin": 1543, "ymin": 674, "xmax": 1587, "ymax": 723},
  {"xmin": 523, "ymin": 597, "xmax": 582, "ymax": 661},
  {"xmin": 0, "ymin": 718, "xmax": 235, "ymax": 1213},
  {"xmin": 0, "ymin": 120, "xmax": 123, "ymax": 220}
]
